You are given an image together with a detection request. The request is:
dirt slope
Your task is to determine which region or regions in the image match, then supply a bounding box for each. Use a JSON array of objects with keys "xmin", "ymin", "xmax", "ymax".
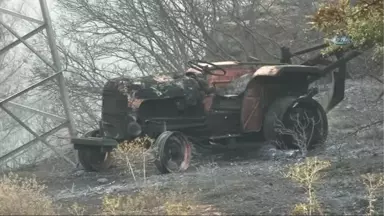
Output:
[{"xmin": 8, "ymin": 78, "xmax": 384, "ymax": 215}]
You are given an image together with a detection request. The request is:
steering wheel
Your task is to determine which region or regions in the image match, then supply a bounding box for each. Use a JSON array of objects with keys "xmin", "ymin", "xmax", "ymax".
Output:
[{"xmin": 187, "ymin": 60, "xmax": 227, "ymax": 76}]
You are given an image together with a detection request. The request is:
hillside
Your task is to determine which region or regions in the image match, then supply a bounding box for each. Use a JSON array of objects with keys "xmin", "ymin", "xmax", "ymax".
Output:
[{"xmin": 2, "ymin": 77, "xmax": 382, "ymax": 215}]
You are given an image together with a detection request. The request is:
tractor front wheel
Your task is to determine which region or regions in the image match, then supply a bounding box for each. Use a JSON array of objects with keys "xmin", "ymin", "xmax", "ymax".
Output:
[
  {"xmin": 263, "ymin": 96, "xmax": 328, "ymax": 150},
  {"xmin": 152, "ymin": 131, "xmax": 192, "ymax": 174},
  {"xmin": 77, "ymin": 130, "xmax": 113, "ymax": 172}
]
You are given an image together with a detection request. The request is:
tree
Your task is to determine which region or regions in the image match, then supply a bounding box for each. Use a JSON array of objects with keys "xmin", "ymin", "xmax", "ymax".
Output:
[
  {"xmin": 310, "ymin": 0, "xmax": 383, "ymax": 126},
  {"xmin": 310, "ymin": 0, "xmax": 383, "ymax": 59},
  {"xmin": 35, "ymin": 0, "xmax": 320, "ymax": 132}
]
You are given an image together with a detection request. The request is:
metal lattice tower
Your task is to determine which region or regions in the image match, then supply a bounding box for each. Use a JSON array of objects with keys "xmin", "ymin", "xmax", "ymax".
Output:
[{"xmin": 0, "ymin": 0, "xmax": 77, "ymax": 167}]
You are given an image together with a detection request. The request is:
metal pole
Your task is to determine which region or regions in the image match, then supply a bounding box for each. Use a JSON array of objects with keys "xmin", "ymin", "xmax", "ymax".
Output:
[
  {"xmin": 0, "ymin": 105, "xmax": 76, "ymax": 167},
  {"xmin": 0, "ymin": 7, "xmax": 44, "ymax": 24},
  {"xmin": 4, "ymin": 101, "xmax": 66, "ymax": 121},
  {"xmin": 0, "ymin": 24, "xmax": 46, "ymax": 56},
  {"xmin": 0, "ymin": 71, "xmax": 62, "ymax": 105},
  {"xmin": 0, "ymin": 20, "xmax": 55, "ymax": 70},
  {"xmin": 0, "ymin": 1, "xmax": 78, "ymax": 167},
  {"xmin": 0, "ymin": 121, "xmax": 69, "ymax": 164},
  {"xmin": 39, "ymin": 0, "xmax": 77, "ymax": 139}
]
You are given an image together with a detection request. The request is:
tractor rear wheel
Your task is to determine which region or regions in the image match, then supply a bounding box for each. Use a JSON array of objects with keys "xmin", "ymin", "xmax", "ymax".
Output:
[
  {"xmin": 263, "ymin": 96, "xmax": 328, "ymax": 150},
  {"xmin": 152, "ymin": 131, "xmax": 192, "ymax": 174},
  {"xmin": 77, "ymin": 130, "xmax": 113, "ymax": 172}
]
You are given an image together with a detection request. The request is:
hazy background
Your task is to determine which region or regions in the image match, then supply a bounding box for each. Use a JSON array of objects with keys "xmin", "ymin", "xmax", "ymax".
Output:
[{"xmin": 0, "ymin": 0, "xmax": 382, "ymax": 170}]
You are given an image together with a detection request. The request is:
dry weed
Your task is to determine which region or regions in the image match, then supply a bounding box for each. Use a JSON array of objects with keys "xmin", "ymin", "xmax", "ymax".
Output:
[
  {"xmin": 274, "ymin": 112, "xmax": 320, "ymax": 156},
  {"xmin": 102, "ymin": 186, "xmax": 197, "ymax": 215},
  {"xmin": 361, "ymin": 172, "xmax": 384, "ymax": 216},
  {"xmin": 68, "ymin": 202, "xmax": 86, "ymax": 215},
  {"xmin": 0, "ymin": 172, "xmax": 55, "ymax": 215},
  {"xmin": 113, "ymin": 135, "xmax": 154, "ymax": 181},
  {"xmin": 284, "ymin": 157, "xmax": 331, "ymax": 215}
]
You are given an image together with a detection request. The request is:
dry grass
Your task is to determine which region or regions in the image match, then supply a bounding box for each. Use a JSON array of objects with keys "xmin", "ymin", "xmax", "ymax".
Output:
[
  {"xmin": 0, "ymin": 170, "xmax": 219, "ymax": 215},
  {"xmin": 102, "ymin": 186, "xmax": 207, "ymax": 215},
  {"xmin": 284, "ymin": 157, "xmax": 331, "ymax": 215},
  {"xmin": 107, "ymin": 136, "xmax": 221, "ymax": 215},
  {"xmin": 67, "ymin": 202, "xmax": 86, "ymax": 215},
  {"xmin": 361, "ymin": 172, "xmax": 384, "ymax": 216},
  {"xmin": 285, "ymin": 158, "xmax": 384, "ymax": 216},
  {"xmin": 2, "ymin": 127, "xmax": 380, "ymax": 215},
  {"xmin": 112, "ymin": 135, "xmax": 154, "ymax": 182},
  {"xmin": 0, "ymin": 172, "xmax": 55, "ymax": 215},
  {"xmin": 0, "ymin": 135, "xmax": 218, "ymax": 215}
]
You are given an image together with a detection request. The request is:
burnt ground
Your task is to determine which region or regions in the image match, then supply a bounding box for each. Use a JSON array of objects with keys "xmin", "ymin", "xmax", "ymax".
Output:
[{"xmin": 8, "ymin": 78, "xmax": 384, "ymax": 215}]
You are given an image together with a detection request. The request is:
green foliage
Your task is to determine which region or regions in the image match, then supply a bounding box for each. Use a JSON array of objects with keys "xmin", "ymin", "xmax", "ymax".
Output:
[{"xmin": 310, "ymin": 0, "xmax": 383, "ymax": 58}]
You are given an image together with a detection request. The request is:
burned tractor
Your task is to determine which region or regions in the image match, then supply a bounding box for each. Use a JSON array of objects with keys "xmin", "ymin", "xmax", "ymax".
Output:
[{"xmin": 72, "ymin": 36, "xmax": 362, "ymax": 173}]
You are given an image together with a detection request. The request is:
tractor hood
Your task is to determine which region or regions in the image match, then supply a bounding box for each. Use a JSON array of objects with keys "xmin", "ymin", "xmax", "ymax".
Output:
[
  {"xmin": 101, "ymin": 75, "xmax": 205, "ymax": 140},
  {"xmin": 106, "ymin": 75, "xmax": 203, "ymax": 111}
]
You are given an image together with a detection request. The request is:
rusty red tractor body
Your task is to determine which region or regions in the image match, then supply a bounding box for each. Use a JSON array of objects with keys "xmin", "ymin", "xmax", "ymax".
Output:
[{"xmin": 72, "ymin": 38, "xmax": 362, "ymax": 173}]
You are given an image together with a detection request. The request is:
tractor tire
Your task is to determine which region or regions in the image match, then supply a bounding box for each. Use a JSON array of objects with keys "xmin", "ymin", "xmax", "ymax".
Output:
[
  {"xmin": 152, "ymin": 131, "xmax": 192, "ymax": 174},
  {"xmin": 263, "ymin": 96, "xmax": 328, "ymax": 150},
  {"xmin": 78, "ymin": 130, "xmax": 113, "ymax": 172}
]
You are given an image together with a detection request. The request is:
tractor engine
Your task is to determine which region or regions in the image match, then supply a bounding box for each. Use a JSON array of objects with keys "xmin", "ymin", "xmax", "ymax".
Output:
[{"xmin": 100, "ymin": 78, "xmax": 141, "ymax": 141}]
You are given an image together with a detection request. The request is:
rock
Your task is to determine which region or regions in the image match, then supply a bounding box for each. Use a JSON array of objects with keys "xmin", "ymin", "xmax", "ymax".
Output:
[
  {"xmin": 243, "ymin": 195, "xmax": 256, "ymax": 201},
  {"xmin": 269, "ymin": 148, "xmax": 301, "ymax": 160},
  {"xmin": 72, "ymin": 170, "xmax": 85, "ymax": 177},
  {"xmin": 285, "ymin": 150, "xmax": 301, "ymax": 158},
  {"xmin": 255, "ymin": 145, "xmax": 277, "ymax": 160},
  {"xmin": 97, "ymin": 178, "xmax": 108, "ymax": 184}
]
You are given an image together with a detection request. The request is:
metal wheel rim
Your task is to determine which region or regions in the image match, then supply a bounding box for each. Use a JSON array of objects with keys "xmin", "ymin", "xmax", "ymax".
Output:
[{"xmin": 163, "ymin": 134, "xmax": 191, "ymax": 172}]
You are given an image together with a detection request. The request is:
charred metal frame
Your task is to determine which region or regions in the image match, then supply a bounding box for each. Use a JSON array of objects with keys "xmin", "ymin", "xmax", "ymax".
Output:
[
  {"xmin": 0, "ymin": 0, "xmax": 77, "ymax": 167},
  {"xmin": 278, "ymin": 43, "xmax": 362, "ymax": 112},
  {"xmin": 226, "ymin": 43, "xmax": 361, "ymax": 112}
]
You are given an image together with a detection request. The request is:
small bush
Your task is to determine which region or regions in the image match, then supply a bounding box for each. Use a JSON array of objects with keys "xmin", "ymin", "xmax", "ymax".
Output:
[
  {"xmin": 68, "ymin": 202, "xmax": 86, "ymax": 215},
  {"xmin": 0, "ymin": 172, "xmax": 55, "ymax": 215},
  {"xmin": 361, "ymin": 172, "xmax": 384, "ymax": 216},
  {"xmin": 112, "ymin": 135, "xmax": 154, "ymax": 181},
  {"xmin": 284, "ymin": 157, "xmax": 331, "ymax": 215}
]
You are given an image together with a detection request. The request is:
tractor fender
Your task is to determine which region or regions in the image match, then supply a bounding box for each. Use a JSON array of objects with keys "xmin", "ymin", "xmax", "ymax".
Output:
[
  {"xmin": 241, "ymin": 78, "xmax": 264, "ymax": 133},
  {"xmin": 241, "ymin": 76, "xmax": 283, "ymax": 133},
  {"xmin": 252, "ymin": 65, "xmax": 323, "ymax": 77},
  {"xmin": 242, "ymin": 65, "xmax": 322, "ymax": 133}
]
